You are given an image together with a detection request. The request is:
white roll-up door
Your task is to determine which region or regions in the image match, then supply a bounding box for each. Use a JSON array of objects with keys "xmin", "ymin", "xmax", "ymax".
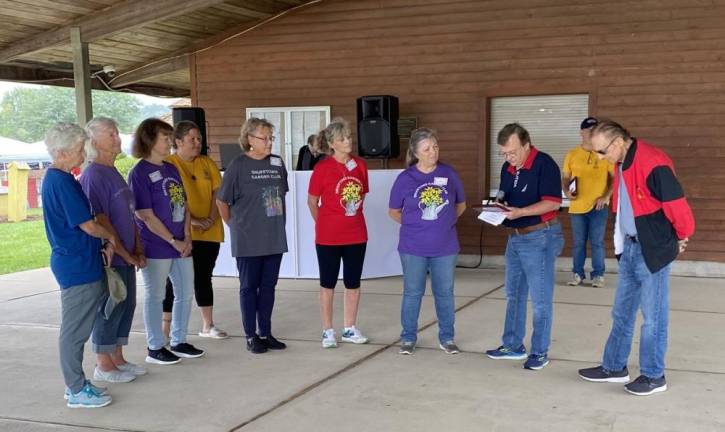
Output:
[{"xmin": 489, "ymin": 94, "xmax": 589, "ymax": 196}]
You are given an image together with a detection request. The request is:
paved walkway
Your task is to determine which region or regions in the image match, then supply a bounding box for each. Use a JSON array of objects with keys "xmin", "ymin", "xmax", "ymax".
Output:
[{"xmin": 0, "ymin": 267, "xmax": 723, "ymax": 431}]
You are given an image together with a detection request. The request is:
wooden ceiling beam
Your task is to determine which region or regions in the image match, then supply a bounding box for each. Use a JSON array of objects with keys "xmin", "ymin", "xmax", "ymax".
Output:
[
  {"xmin": 0, "ymin": 63, "xmax": 189, "ymax": 97},
  {"xmin": 0, "ymin": 0, "xmax": 228, "ymax": 62},
  {"xmin": 109, "ymin": 55, "xmax": 189, "ymax": 88}
]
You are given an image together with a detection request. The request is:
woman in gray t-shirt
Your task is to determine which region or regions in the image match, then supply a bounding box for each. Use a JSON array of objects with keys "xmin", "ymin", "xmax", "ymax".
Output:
[{"xmin": 217, "ymin": 117, "xmax": 289, "ymax": 354}]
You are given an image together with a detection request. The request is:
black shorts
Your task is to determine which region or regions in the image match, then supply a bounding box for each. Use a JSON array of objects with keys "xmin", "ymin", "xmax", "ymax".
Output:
[{"xmin": 315, "ymin": 243, "xmax": 367, "ymax": 289}]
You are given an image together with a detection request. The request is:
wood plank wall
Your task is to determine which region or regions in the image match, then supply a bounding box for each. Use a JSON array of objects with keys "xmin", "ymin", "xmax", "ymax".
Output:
[{"xmin": 193, "ymin": 0, "xmax": 725, "ymax": 263}]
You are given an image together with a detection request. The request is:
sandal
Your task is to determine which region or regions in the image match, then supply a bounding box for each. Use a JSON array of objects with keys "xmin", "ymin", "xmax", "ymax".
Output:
[{"xmin": 199, "ymin": 325, "xmax": 229, "ymax": 339}]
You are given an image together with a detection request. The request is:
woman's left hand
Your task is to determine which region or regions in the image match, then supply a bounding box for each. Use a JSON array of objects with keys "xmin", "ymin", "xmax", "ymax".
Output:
[
  {"xmin": 191, "ymin": 217, "xmax": 212, "ymax": 231},
  {"xmin": 102, "ymin": 242, "xmax": 115, "ymax": 267},
  {"xmin": 180, "ymin": 238, "xmax": 193, "ymax": 257}
]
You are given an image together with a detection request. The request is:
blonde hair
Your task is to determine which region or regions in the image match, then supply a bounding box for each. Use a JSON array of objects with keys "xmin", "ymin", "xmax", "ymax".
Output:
[
  {"xmin": 318, "ymin": 117, "xmax": 351, "ymax": 155},
  {"xmin": 239, "ymin": 117, "xmax": 274, "ymax": 151}
]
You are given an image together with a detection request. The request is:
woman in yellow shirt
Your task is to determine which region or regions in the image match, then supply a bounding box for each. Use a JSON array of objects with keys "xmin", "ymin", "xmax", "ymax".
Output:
[{"xmin": 163, "ymin": 121, "xmax": 228, "ymax": 339}]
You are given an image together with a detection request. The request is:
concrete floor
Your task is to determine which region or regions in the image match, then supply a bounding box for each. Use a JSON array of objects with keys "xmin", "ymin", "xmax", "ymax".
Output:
[{"xmin": 0, "ymin": 267, "xmax": 723, "ymax": 432}]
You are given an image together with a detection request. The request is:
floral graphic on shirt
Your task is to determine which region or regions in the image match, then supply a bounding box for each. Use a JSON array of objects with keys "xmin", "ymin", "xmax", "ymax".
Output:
[
  {"xmin": 415, "ymin": 184, "xmax": 449, "ymax": 221},
  {"xmin": 262, "ymin": 186, "xmax": 284, "ymax": 217},
  {"xmin": 336, "ymin": 177, "xmax": 363, "ymax": 216},
  {"xmin": 165, "ymin": 180, "xmax": 186, "ymax": 223}
]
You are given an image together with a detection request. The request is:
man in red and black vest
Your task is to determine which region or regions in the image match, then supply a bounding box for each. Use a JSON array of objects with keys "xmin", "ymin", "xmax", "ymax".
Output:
[{"xmin": 578, "ymin": 119, "xmax": 695, "ymax": 396}]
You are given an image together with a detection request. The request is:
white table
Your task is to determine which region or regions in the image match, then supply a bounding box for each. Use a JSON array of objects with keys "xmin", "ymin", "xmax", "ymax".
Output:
[{"xmin": 214, "ymin": 169, "xmax": 404, "ymax": 279}]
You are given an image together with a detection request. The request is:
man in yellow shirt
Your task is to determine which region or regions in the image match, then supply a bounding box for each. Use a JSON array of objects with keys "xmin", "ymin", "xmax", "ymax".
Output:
[{"xmin": 562, "ymin": 117, "xmax": 613, "ymax": 287}]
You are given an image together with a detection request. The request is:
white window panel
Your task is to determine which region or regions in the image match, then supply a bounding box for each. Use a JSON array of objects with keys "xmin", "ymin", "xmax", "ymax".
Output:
[
  {"xmin": 246, "ymin": 106, "xmax": 330, "ymax": 169},
  {"xmin": 489, "ymin": 94, "xmax": 589, "ymax": 197}
]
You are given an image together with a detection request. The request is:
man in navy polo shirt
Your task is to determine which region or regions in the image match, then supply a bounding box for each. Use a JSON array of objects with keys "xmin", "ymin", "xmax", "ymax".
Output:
[{"xmin": 485, "ymin": 123, "xmax": 564, "ymax": 370}]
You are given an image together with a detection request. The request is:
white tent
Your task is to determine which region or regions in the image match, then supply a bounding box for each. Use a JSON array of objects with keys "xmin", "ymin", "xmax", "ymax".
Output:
[{"xmin": 0, "ymin": 136, "xmax": 50, "ymax": 163}]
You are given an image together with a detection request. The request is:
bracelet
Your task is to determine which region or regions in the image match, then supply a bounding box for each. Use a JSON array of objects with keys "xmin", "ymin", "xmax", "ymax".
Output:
[{"xmin": 168, "ymin": 237, "xmax": 176, "ymax": 245}]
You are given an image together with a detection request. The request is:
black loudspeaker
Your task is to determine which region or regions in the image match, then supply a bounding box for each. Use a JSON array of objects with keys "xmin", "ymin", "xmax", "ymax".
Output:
[
  {"xmin": 219, "ymin": 143, "xmax": 242, "ymax": 171},
  {"xmin": 172, "ymin": 107, "xmax": 208, "ymax": 155},
  {"xmin": 356, "ymin": 95, "xmax": 399, "ymax": 158}
]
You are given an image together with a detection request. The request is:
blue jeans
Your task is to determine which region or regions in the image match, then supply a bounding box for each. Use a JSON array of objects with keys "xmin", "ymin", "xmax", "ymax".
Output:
[
  {"xmin": 502, "ymin": 223, "xmax": 564, "ymax": 355},
  {"xmin": 92, "ymin": 265, "xmax": 137, "ymax": 353},
  {"xmin": 141, "ymin": 257, "xmax": 194, "ymax": 350},
  {"xmin": 602, "ymin": 238, "xmax": 671, "ymax": 378},
  {"xmin": 399, "ymin": 253, "xmax": 457, "ymax": 344},
  {"xmin": 570, "ymin": 207, "xmax": 608, "ymax": 279},
  {"xmin": 236, "ymin": 254, "xmax": 283, "ymax": 338}
]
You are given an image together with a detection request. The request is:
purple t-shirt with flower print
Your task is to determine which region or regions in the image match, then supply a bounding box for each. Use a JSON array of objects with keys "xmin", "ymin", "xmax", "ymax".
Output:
[
  {"xmin": 128, "ymin": 159, "xmax": 187, "ymax": 259},
  {"xmin": 80, "ymin": 162, "xmax": 137, "ymax": 266},
  {"xmin": 388, "ymin": 162, "xmax": 466, "ymax": 257}
]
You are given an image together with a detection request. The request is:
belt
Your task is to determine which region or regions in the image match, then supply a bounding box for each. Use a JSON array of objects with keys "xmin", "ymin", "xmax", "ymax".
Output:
[
  {"xmin": 625, "ymin": 235, "xmax": 638, "ymax": 243},
  {"xmin": 509, "ymin": 218, "xmax": 559, "ymax": 236}
]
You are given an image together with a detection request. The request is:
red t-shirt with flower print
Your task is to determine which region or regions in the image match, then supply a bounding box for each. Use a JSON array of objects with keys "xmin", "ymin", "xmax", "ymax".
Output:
[{"xmin": 308, "ymin": 156, "xmax": 369, "ymax": 245}]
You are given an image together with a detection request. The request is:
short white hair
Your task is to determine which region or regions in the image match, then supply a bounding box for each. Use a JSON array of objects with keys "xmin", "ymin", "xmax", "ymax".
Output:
[
  {"xmin": 45, "ymin": 122, "xmax": 88, "ymax": 160},
  {"xmin": 84, "ymin": 117, "xmax": 118, "ymax": 163}
]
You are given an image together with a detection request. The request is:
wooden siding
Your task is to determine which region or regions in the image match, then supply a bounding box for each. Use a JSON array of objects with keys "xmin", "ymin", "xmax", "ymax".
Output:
[{"xmin": 194, "ymin": 0, "xmax": 725, "ymax": 263}]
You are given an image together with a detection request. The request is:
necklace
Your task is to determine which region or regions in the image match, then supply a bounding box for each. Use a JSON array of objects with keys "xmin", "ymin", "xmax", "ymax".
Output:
[{"xmin": 175, "ymin": 155, "xmax": 198, "ymax": 181}]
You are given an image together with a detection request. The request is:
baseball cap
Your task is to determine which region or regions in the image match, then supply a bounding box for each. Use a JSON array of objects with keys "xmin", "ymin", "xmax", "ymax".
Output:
[{"xmin": 580, "ymin": 117, "xmax": 598, "ymax": 130}]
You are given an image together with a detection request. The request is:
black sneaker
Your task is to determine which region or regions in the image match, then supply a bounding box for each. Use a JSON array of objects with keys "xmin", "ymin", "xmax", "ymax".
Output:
[
  {"xmin": 260, "ymin": 335, "xmax": 287, "ymax": 350},
  {"xmin": 246, "ymin": 336, "xmax": 268, "ymax": 354},
  {"xmin": 145, "ymin": 347, "xmax": 181, "ymax": 365},
  {"xmin": 170, "ymin": 343, "xmax": 205, "ymax": 359},
  {"xmin": 624, "ymin": 375, "xmax": 667, "ymax": 396},
  {"xmin": 578, "ymin": 366, "xmax": 630, "ymax": 383}
]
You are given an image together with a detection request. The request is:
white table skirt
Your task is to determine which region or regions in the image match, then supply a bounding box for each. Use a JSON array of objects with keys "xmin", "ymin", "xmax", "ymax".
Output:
[{"xmin": 214, "ymin": 169, "xmax": 404, "ymax": 279}]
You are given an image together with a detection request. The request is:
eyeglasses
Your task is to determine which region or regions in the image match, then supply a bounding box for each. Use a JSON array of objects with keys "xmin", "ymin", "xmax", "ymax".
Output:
[
  {"xmin": 499, "ymin": 145, "xmax": 525, "ymax": 159},
  {"xmin": 596, "ymin": 137, "xmax": 618, "ymax": 155},
  {"xmin": 248, "ymin": 134, "xmax": 276, "ymax": 143}
]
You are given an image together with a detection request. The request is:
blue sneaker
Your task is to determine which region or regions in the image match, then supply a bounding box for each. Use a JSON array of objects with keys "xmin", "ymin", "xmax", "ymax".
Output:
[
  {"xmin": 485, "ymin": 345, "xmax": 527, "ymax": 360},
  {"xmin": 63, "ymin": 380, "xmax": 107, "ymax": 400},
  {"xmin": 66, "ymin": 382, "xmax": 112, "ymax": 408},
  {"xmin": 524, "ymin": 354, "xmax": 549, "ymax": 370}
]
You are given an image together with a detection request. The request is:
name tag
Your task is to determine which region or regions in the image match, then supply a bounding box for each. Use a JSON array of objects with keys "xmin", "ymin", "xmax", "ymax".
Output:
[
  {"xmin": 434, "ymin": 177, "xmax": 448, "ymax": 186},
  {"xmin": 270, "ymin": 157, "xmax": 282, "ymax": 167},
  {"xmin": 148, "ymin": 170, "xmax": 163, "ymax": 182},
  {"xmin": 345, "ymin": 159, "xmax": 357, "ymax": 171}
]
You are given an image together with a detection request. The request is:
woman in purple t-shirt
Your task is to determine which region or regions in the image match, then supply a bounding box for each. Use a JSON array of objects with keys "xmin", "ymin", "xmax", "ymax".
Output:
[
  {"xmin": 128, "ymin": 118, "xmax": 205, "ymax": 365},
  {"xmin": 388, "ymin": 128, "xmax": 466, "ymax": 355},
  {"xmin": 81, "ymin": 117, "xmax": 147, "ymax": 383}
]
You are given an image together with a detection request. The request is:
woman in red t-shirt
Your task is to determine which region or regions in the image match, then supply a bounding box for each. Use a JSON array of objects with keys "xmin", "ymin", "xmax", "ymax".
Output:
[{"xmin": 308, "ymin": 118, "xmax": 369, "ymax": 348}]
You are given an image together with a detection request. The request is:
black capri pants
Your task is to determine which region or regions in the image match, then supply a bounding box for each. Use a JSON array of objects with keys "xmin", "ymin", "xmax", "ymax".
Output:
[
  {"xmin": 163, "ymin": 240, "xmax": 221, "ymax": 312},
  {"xmin": 315, "ymin": 243, "xmax": 367, "ymax": 289}
]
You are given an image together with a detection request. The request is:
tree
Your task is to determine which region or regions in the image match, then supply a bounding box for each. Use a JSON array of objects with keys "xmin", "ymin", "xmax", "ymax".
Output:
[{"xmin": 0, "ymin": 86, "xmax": 143, "ymax": 142}]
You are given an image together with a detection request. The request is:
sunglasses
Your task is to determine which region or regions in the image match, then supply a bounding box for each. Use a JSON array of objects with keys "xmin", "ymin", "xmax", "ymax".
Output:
[{"xmin": 596, "ymin": 136, "xmax": 618, "ymax": 155}]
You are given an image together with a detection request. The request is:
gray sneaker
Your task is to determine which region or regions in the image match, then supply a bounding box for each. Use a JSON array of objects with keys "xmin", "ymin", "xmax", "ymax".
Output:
[
  {"xmin": 93, "ymin": 366, "xmax": 136, "ymax": 383},
  {"xmin": 592, "ymin": 276, "xmax": 605, "ymax": 288},
  {"xmin": 567, "ymin": 273, "xmax": 583, "ymax": 286},
  {"xmin": 439, "ymin": 341, "xmax": 460, "ymax": 354},
  {"xmin": 399, "ymin": 341, "xmax": 415, "ymax": 355}
]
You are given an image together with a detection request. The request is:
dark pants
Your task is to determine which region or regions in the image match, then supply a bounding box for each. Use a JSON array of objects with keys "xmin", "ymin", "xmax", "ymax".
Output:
[
  {"xmin": 163, "ymin": 241, "xmax": 220, "ymax": 312},
  {"xmin": 236, "ymin": 254, "xmax": 283, "ymax": 338},
  {"xmin": 315, "ymin": 243, "xmax": 367, "ymax": 289}
]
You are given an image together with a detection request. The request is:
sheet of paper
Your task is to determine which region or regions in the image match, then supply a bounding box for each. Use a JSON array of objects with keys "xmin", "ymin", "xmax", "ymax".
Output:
[
  {"xmin": 478, "ymin": 210, "xmax": 507, "ymax": 226},
  {"xmin": 569, "ymin": 177, "xmax": 577, "ymax": 194}
]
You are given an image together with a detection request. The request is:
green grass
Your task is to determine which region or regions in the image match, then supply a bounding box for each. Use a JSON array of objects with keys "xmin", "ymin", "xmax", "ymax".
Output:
[{"xmin": 0, "ymin": 217, "xmax": 50, "ymax": 275}]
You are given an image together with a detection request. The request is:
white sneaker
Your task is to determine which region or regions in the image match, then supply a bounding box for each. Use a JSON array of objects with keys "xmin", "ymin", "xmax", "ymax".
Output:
[
  {"xmin": 322, "ymin": 329, "xmax": 337, "ymax": 348},
  {"xmin": 567, "ymin": 273, "xmax": 583, "ymax": 286},
  {"xmin": 592, "ymin": 276, "xmax": 606, "ymax": 288},
  {"xmin": 93, "ymin": 366, "xmax": 136, "ymax": 383},
  {"xmin": 341, "ymin": 326, "xmax": 369, "ymax": 344},
  {"xmin": 116, "ymin": 361, "xmax": 147, "ymax": 376}
]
